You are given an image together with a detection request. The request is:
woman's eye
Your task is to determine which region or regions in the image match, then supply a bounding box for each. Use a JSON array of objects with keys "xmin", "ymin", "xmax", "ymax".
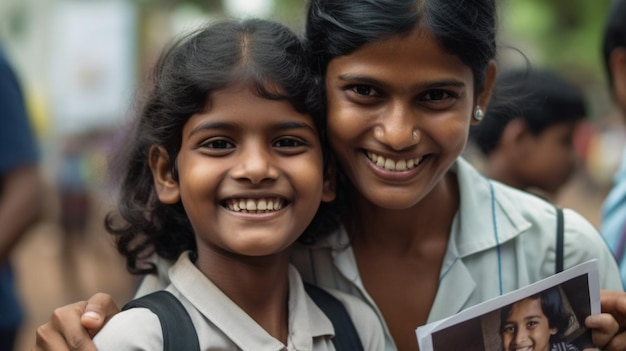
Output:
[
  {"xmin": 203, "ymin": 139, "xmax": 233, "ymax": 149},
  {"xmin": 502, "ymin": 326, "xmax": 515, "ymax": 334},
  {"xmin": 423, "ymin": 89, "xmax": 452, "ymax": 101},
  {"xmin": 350, "ymin": 85, "xmax": 380, "ymax": 97}
]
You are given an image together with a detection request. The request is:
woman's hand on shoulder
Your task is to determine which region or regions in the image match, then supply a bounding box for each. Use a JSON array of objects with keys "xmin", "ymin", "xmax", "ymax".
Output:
[{"xmin": 32, "ymin": 292, "xmax": 120, "ymax": 351}]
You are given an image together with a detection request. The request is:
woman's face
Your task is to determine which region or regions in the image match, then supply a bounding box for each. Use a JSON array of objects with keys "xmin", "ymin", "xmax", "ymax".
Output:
[{"xmin": 325, "ymin": 28, "xmax": 494, "ymax": 209}]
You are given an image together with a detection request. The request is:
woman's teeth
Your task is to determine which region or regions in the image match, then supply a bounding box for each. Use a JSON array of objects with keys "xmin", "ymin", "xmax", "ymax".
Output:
[{"xmin": 366, "ymin": 151, "xmax": 423, "ymax": 171}]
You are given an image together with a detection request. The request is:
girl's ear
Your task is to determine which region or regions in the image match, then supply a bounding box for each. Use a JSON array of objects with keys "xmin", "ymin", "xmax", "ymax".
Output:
[
  {"xmin": 321, "ymin": 156, "xmax": 337, "ymax": 203},
  {"xmin": 148, "ymin": 145, "xmax": 180, "ymax": 204}
]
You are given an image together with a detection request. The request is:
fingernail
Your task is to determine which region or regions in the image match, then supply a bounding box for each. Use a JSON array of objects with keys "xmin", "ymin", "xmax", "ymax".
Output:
[{"xmin": 83, "ymin": 311, "xmax": 100, "ymax": 320}]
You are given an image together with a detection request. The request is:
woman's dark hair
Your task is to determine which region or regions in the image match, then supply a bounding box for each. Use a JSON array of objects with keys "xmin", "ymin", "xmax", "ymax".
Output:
[
  {"xmin": 305, "ymin": 0, "xmax": 497, "ymax": 95},
  {"xmin": 303, "ymin": 0, "xmax": 497, "ymax": 228},
  {"xmin": 470, "ymin": 68, "xmax": 587, "ymax": 155},
  {"xmin": 500, "ymin": 287, "xmax": 572, "ymax": 344},
  {"xmin": 602, "ymin": 0, "xmax": 626, "ymax": 91},
  {"xmin": 106, "ymin": 18, "xmax": 338, "ymax": 275}
]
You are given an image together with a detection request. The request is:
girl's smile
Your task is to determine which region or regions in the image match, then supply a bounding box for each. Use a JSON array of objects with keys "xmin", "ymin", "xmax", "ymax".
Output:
[{"xmin": 152, "ymin": 83, "xmax": 334, "ymax": 260}]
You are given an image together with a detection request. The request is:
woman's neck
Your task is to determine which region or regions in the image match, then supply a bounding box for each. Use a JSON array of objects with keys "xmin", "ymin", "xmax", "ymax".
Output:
[{"xmin": 348, "ymin": 171, "xmax": 460, "ymax": 253}]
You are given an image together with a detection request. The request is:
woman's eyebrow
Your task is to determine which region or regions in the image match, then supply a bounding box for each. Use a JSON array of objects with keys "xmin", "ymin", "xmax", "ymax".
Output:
[{"xmin": 337, "ymin": 74, "xmax": 466, "ymax": 89}]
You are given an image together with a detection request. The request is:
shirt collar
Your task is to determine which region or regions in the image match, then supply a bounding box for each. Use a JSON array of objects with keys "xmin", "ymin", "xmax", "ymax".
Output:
[
  {"xmin": 453, "ymin": 157, "xmax": 532, "ymax": 257},
  {"xmin": 169, "ymin": 252, "xmax": 334, "ymax": 350}
]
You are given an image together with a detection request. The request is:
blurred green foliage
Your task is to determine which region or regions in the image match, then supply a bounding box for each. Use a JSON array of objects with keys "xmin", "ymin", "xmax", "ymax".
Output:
[{"xmin": 500, "ymin": 0, "xmax": 613, "ymax": 79}]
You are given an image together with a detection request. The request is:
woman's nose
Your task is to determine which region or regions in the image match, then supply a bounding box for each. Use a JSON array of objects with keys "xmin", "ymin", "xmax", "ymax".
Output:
[{"xmin": 373, "ymin": 103, "xmax": 419, "ymax": 150}]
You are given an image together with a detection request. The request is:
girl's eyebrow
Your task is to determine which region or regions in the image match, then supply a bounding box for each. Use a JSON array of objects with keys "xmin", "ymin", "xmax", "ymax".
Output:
[
  {"xmin": 188, "ymin": 120, "xmax": 317, "ymax": 136},
  {"xmin": 189, "ymin": 121, "xmax": 233, "ymax": 137},
  {"xmin": 275, "ymin": 121, "xmax": 317, "ymax": 133},
  {"xmin": 337, "ymin": 73, "xmax": 466, "ymax": 90}
]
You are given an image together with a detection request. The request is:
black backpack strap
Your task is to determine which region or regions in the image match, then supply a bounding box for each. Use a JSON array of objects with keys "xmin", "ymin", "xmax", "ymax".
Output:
[
  {"xmin": 555, "ymin": 207, "xmax": 564, "ymax": 274},
  {"xmin": 122, "ymin": 290, "xmax": 200, "ymax": 351},
  {"xmin": 304, "ymin": 283, "xmax": 364, "ymax": 351}
]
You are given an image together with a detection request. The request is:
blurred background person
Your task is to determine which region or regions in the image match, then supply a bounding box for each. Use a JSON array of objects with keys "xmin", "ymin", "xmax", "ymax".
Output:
[
  {"xmin": 599, "ymin": 0, "xmax": 626, "ymax": 290},
  {"xmin": 55, "ymin": 133, "xmax": 91, "ymax": 298},
  {"xmin": 469, "ymin": 68, "xmax": 588, "ymax": 200},
  {"xmin": 0, "ymin": 44, "xmax": 42, "ymax": 351}
]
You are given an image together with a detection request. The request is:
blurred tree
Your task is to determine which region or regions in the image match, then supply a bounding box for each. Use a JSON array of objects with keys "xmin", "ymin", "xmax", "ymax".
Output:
[
  {"xmin": 501, "ymin": 0, "xmax": 612, "ymax": 77},
  {"xmin": 499, "ymin": 0, "xmax": 615, "ymax": 119}
]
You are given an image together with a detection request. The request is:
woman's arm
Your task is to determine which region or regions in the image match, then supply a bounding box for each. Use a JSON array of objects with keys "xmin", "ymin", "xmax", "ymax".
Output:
[{"xmin": 32, "ymin": 293, "xmax": 120, "ymax": 351}]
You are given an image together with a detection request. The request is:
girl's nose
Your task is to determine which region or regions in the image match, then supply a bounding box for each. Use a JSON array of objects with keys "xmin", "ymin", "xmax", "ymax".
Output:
[{"xmin": 231, "ymin": 145, "xmax": 279, "ymax": 184}]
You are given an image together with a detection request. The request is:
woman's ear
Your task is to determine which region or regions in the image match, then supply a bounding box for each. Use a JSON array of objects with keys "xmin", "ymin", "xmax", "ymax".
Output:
[
  {"xmin": 148, "ymin": 145, "xmax": 180, "ymax": 204},
  {"xmin": 474, "ymin": 60, "xmax": 498, "ymax": 125},
  {"xmin": 321, "ymin": 155, "xmax": 337, "ymax": 203}
]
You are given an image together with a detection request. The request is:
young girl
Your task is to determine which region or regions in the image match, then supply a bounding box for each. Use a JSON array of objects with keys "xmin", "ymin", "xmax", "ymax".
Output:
[
  {"xmin": 33, "ymin": 1, "xmax": 625, "ymax": 351},
  {"xmin": 90, "ymin": 18, "xmax": 383, "ymax": 350},
  {"xmin": 500, "ymin": 288, "xmax": 581, "ymax": 351}
]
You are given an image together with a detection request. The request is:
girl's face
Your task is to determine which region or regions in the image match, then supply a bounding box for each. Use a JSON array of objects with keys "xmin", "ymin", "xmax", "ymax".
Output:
[
  {"xmin": 325, "ymin": 28, "xmax": 495, "ymax": 209},
  {"xmin": 501, "ymin": 298, "xmax": 557, "ymax": 351},
  {"xmin": 151, "ymin": 83, "xmax": 334, "ymax": 259}
]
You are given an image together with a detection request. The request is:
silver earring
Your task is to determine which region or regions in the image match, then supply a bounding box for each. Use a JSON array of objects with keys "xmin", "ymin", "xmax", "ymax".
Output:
[{"xmin": 473, "ymin": 106, "xmax": 484, "ymax": 121}]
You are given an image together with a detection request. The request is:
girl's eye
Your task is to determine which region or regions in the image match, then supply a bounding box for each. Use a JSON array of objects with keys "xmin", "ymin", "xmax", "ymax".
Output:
[
  {"xmin": 526, "ymin": 321, "xmax": 539, "ymax": 328},
  {"xmin": 273, "ymin": 137, "xmax": 305, "ymax": 148},
  {"xmin": 202, "ymin": 139, "xmax": 234, "ymax": 149},
  {"xmin": 502, "ymin": 326, "xmax": 515, "ymax": 334},
  {"xmin": 350, "ymin": 85, "xmax": 380, "ymax": 97}
]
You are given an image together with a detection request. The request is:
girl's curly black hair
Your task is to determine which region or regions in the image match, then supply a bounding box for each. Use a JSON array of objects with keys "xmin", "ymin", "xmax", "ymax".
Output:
[{"xmin": 105, "ymin": 18, "xmax": 340, "ymax": 275}]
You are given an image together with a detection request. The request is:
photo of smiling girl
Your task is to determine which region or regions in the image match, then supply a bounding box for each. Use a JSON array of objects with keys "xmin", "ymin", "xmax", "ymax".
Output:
[{"xmin": 500, "ymin": 287, "xmax": 580, "ymax": 351}]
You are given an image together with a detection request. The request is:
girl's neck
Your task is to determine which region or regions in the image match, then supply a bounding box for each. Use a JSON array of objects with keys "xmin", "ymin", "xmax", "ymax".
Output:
[
  {"xmin": 195, "ymin": 249, "xmax": 291, "ymax": 344},
  {"xmin": 348, "ymin": 171, "xmax": 460, "ymax": 253}
]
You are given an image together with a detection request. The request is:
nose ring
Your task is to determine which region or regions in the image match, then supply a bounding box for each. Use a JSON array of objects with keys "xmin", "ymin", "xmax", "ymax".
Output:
[
  {"xmin": 374, "ymin": 126, "xmax": 384, "ymax": 138},
  {"xmin": 412, "ymin": 130, "xmax": 418, "ymax": 140}
]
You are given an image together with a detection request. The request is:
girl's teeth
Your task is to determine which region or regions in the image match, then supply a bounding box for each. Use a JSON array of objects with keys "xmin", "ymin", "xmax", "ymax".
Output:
[{"xmin": 227, "ymin": 198, "xmax": 284, "ymax": 212}]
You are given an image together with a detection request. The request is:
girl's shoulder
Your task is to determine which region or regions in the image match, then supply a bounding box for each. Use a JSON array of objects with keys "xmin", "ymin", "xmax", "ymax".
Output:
[
  {"xmin": 92, "ymin": 306, "xmax": 164, "ymax": 350},
  {"xmin": 320, "ymin": 287, "xmax": 385, "ymax": 350}
]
